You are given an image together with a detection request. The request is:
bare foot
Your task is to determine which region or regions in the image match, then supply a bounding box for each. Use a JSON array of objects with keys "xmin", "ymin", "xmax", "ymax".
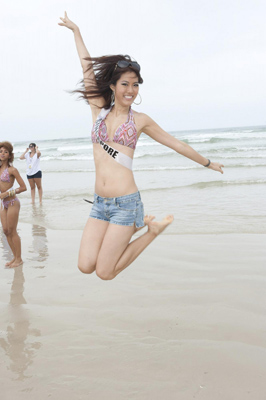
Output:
[
  {"xmin": 148, "ymin": 215, "xmax": 174, "ymax": 236},
  {"xmin": 134, "ymin": 215, "xmax": 155, "ymax": 233},
  {"xmin": 7, "ymin": 260, "xmax": 23, "ymax": 269},
  {"xmin": 5, "ymin": 258, "xmax": 15, "ymax": 267},
  {"xmin": 144, "ymin": 215, "xmax": 155, "ymax": 225}
]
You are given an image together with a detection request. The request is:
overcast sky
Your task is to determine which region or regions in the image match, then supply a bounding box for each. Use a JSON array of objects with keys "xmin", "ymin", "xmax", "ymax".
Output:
[{"xmin": 1, "ymin": 0, "xmax": 266, "ymax": 142}]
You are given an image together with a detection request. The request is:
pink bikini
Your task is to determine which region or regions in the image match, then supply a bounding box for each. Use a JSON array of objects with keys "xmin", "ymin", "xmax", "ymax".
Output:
[
  {"xmin": 0, "ymin": 168, "xmax": 10, "ymax": 183},
  {"xmin": 0, "ymin": 168, "xmax": 19, "ymax": 209},
  {"xmin": 91, "ymin": 107, "xmax": 138, "ymax": 150}
]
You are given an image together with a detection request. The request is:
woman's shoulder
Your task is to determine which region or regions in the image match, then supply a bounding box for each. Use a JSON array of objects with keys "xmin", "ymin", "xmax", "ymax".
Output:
[
  {"xmin": 131, "ymin": 110, "xmax": 150, "ymax": 121},
  {"xmin": 8, "ymin": 166, "xmax": 17, "ymax": 175},
  {"xmin": 131, "ymin": 110, "xmax": 153, "ymax": 129},
  {"xmin": 131, "ymin": 110, "xmax": 153, "ymax": 134}
]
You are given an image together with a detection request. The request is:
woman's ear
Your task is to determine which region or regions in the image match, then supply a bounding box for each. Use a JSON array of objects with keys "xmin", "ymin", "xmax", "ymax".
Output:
[{"xmin": 110, "ymin": 84, "xmax": 115, "ymax": 92}]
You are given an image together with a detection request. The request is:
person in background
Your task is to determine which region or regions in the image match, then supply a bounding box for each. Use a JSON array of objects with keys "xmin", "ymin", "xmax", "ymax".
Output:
[
  {"xmin": 0, "ymin": 141, "xmax": 27, "ymax": 268},
  {"xmin": 20, "ymin": 143, "xmax": 43, "ymax": 204}
]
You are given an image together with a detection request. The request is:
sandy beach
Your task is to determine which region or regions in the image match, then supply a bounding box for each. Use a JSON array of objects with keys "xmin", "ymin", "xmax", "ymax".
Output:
[{"xmin": 1, "ymin": 223, "xmax": 266, "ymax": 400}]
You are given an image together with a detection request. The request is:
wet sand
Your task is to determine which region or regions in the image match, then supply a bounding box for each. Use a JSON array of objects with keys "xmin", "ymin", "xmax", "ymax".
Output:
[{"xmin": 1, "ymin": 223, "xmax": 266, "ymax": 400}]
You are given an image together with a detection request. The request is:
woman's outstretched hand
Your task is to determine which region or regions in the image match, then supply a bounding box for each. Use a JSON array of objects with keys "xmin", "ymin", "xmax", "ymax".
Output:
[
  {"xmin": 58, "ymin": 11, "xmax": 78, "ymax": 31},
  {"xmin": 208, "ymin": 162, "xmax": 224, "ymax": 174}
]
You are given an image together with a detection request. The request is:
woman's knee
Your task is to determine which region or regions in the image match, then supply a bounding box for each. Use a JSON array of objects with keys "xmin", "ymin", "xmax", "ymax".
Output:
[
  {"xmin": 95, "ymin": 266, "xmax": 116, "ymax": 281},
  {"xmin": 3, "ymin": 228, "xmax": 9, "ymax": 236},
  {"xmin": 10, "ymin": 229, "xmax": 19, "ymax": 239},
  {"xmin": 78, "ymin": 260, "xmax": 96, "ymax": 274},
  {"xmin": 4, "ymin": 228, "xmax": 17, "ymax": 238}
]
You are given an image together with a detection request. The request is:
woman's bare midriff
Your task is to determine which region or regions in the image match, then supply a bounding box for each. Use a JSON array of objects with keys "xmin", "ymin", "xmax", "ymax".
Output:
[
  {"xmin": 0, "ymin": 176, "xmax": 15, "ymax": 194},
  {"xmin": 93, "ymin": 143, "xmax": 138, "ymax": 198}
]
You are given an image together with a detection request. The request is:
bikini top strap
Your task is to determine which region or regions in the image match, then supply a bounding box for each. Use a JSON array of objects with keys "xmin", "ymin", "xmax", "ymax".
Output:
[{"xmin": 129, "ymin": 107, "xmax": 134, "ymax": 121}]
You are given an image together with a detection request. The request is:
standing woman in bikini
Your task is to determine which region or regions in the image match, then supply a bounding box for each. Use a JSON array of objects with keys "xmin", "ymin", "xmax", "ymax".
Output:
[
  {"xmin": 59, "ymin": 12, "xmax": 224, "ymax": 280},
  {"xmin": 0, "ymin": 142, "xmax": 27, "ymax": 268}
]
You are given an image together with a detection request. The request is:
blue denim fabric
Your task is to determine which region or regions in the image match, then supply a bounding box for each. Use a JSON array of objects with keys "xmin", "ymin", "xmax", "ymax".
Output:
[{"xmin": 89, "ymin": 191, "xmax": 144, "ymax": 228}]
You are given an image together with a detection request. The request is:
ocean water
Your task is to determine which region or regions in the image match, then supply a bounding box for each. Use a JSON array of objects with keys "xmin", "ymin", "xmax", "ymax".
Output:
[{"xmin": 12, "ymin": 125, "xmax": 266, "ymax": 234}]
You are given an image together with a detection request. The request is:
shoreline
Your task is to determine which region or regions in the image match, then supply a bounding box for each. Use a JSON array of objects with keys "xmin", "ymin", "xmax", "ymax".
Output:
[
  {"xmin": 1, "ymin": 225, "xmax": 266, "ymax": 399},
  {"xmin": 12, "ymin": 219, "xmax": 266, "ymax": 234}
]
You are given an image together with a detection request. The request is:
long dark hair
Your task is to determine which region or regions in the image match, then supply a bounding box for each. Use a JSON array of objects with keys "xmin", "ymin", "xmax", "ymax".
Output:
[{"xmin": 73, "ymin": 55, "xmax": 143, "ymax": 109}]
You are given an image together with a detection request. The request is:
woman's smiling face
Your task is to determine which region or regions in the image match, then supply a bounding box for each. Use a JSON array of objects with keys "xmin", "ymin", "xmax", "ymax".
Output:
[{"xmin": 111, "ymin": 71, "xmax": 139, "ymax": 106}]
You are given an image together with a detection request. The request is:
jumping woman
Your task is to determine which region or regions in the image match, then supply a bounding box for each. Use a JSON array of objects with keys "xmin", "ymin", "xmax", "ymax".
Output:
[
  {"xmin": 0, "ymin": 142, "xmax": 27, "ymax": 268},
  {"xmin": 59, "ymin": 12, "xmax": 224, "ymax": 280}
]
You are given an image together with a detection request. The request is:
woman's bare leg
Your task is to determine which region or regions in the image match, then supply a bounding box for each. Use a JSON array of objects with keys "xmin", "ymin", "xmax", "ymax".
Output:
[
  {"xmin": 28, "ymin": 178, "xmax": 36, "ymax": 204},
  {"xmin": 78, "ymin": 217, "xmax": 109, "ymax": 273},
  {"xmin": 96, "ymin": 215, "xmax": 174, "ymax": 280},
  {"xmin": 34, "ymin": 178, "xmax": 43, "ymax": 204},
  {"xmin": 4, "ymin": 202, "xmax": 22, "ymax": 268},
  {"xmin": 78, "ymin": 215, "xmax": 156, "ymax": 274},
  {"xmin": 115, "ymin": 215, "xmax": 174, "ymax": 274},
  {"xmin": 1, "ymin": 208, "xmax": 16, "ymax": 266}
]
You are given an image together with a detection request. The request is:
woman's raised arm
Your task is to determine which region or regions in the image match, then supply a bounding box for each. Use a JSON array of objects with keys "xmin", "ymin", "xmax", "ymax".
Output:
[
  {"xmin": 58, "ymin": 12, "xmax": 103, "ymax": 109},
  {"xmin": 140, "ymin": 114, "xmax": 224, "ymax": 174},
  {"xmin": 36, "ymin": 146, "xmax": 41, "ymax": 158},
  {"xmin": 19, "ymin": 148, "xmax": 29, "ymax": 160}
]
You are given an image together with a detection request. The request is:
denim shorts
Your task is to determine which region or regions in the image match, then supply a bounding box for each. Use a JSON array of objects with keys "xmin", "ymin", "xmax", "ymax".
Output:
[
  {"xmin": 89, "ymin": 191, "xmax": 145, "ymax": 228},
  {"xmin": 27, "ymin": 170, "xmax": 42, "ymax": 179}
]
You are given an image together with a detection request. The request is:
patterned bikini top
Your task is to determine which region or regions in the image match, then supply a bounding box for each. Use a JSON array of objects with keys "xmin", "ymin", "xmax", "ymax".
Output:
[
  {"xmin": 91, "ymin": 107, "xmax": 138, "ymax": 150},
  {"xmin": 0, "ymin": 168, "xmax": 10, "ymax": 183}
]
